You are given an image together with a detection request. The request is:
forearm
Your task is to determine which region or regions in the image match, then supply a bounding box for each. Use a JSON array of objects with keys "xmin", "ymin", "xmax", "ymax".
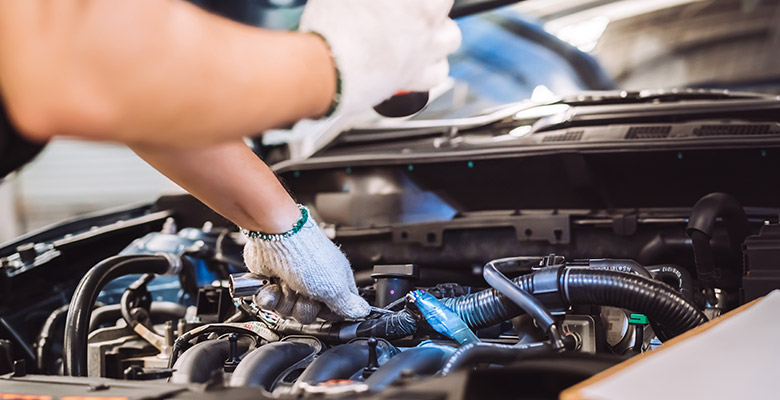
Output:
[
  {"xmin": 0, "ymin": 1, "xmax": 335, "ymax": 147},
  {"xmin": 132, "ymin": 141, "xmax": 301, "ymax": 233}
]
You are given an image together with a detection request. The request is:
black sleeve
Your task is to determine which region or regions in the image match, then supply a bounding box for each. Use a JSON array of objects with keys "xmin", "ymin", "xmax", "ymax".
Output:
[{"xmin": 0, "ymin": 100, "xmax": 46, "ymax": 179}]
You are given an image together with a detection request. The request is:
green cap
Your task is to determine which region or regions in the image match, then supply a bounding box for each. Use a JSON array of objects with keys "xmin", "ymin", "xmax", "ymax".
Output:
[{"xmin": 628, "ymin": 313, "xmax": 649, "ymax": 324}]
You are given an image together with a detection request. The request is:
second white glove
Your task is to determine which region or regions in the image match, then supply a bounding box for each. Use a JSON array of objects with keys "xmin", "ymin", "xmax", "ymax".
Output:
[{"xmin": 299, "ymin": 0, "xmax": 462, "ymax": 116}]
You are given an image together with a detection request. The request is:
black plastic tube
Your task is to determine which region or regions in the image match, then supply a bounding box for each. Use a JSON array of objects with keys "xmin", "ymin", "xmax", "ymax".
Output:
[
  {"xmin": 686, "ymin": 192, "xmax": 750, "ymax": 302},
  {"xmin": 273, "ymin": 310, "xmax": 417, "ymax": 342},
  {"xmin": 450, "ymin": 0, "xmax": 524, "ymax": 18},
  {"xmin": 442, "ymin": 267, "xmax": 706, "ymax": 340},
  {"xmin": 687, "ymin": 193, "xmax": 750, "ymax": 250},
  {"xmin": 120, "ymin": 274, "xmax": 156, "ymax": 329},
  {"xmin": 88, "ymin": 302, "xmax": 186, "ymax": 332},
  {"xmin": 296, "ymin": 342, "xmax": 370, "ymax": 385},
  {"xmin": 169, "ymin": 339, "xmax": 249, "ymax": 384},
  {"xmin": 229, "ymin": 342, "xmax": 316, "ymax": 390},
  {"xmin": 440, "ymin": 284, "xmax": 519, "ymax": 329},
  {"xmin": 637, "ymin": 233, "xmax": 691, "ymax": 265},
  {"xmin": 36, "ymin": 304, "xmax": 70, "ymax": 373},
  {"xmin": 365, "ymin": 347, "xmax": 449, "ymax": 391},
  {"xmin": 562, "ymin": 269, "xmax": 707, "ymax": 337},
  {"xmin": 690, "ymin": 230, "xmax": 719, "ymax": 304},
  {"xmin": 63, "ymin": 254, "xmax": 173, "ymax": 377},
  {"xmin": 440, "ymin": 341, "xmax": 552, "ymax": 375},
  {"xmin": 482, "ymin": 262, "xmax": 564, "ymax": 350},
  {"xmin": 578, "ymin": 259, "xmax": 652, "ymax": 279},
  {"xmin": 647, "ymin": 265, "xmax": 695, "ymax": 302}
]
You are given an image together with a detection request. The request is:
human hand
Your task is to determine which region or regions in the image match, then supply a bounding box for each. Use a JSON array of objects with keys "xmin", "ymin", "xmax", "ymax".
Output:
[
  {"xmin": 299, "ymin": 0, "xmax": 461, "ymax": 116},
  {"xmin": 243, "ymin": 206, "xmax": 370, "ymax": 323}
]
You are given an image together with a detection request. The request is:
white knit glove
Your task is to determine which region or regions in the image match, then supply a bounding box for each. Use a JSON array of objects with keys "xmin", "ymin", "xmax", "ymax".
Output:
[
  {"xmin": 299, "ymin": 0, "xmax": 461, "ymax": 116},
  {"xmin": 243, "ymin": 210, "xmax": 369, "ymax": 323}
]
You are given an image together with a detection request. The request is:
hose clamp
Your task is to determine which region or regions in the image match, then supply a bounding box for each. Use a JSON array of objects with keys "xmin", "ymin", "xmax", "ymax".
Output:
[
  {"xmin": 530, "ymin": 266, "xmax": 568, "ymax": 313},
  {"xmin": 158, "ymin": 252, "xmax": 183, "ymax": 276}
]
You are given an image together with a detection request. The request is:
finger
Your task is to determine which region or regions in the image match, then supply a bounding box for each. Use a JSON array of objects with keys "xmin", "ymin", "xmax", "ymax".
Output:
[
  {"xmin": 431, "ymin": 19, "xmax": 462, "ymax": 59},
  {"xmin": 275, "ymin": 285, "xmax": 297, "ymax": 317},
  {"xmin": 317, "ymin": 306, "xmax": 342, "ymax": 322},
  {"xmin": 292, "ymin": 297, "xmax": 321, "ymax": 324},
  {"xmin": 253, "ymin": 284, "xmax": 281, "ymax": 310},
  {"xmin": 405, "ymin": 59, "xmax": 450, "ymax": 92},
  {"xmin": 324, "ymin": 293, "xmax": 371, "ymax": 320}
]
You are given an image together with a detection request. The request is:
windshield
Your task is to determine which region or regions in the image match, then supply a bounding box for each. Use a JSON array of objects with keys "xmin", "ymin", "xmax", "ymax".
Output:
[{"xmin": 416, "ymin": 0, "xmax": 780, "ymax": 119}]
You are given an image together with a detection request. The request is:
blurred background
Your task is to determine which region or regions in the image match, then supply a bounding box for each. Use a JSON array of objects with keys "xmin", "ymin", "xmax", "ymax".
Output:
[{"xmin": 1, "ymin": 0, "xmax": 777, "ymax": 242}]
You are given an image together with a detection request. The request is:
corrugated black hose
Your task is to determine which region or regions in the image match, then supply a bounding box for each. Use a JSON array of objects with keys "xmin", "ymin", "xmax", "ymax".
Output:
[
  {"xmin": 442, "ymin": 267, "xmax": 707, "ymax": 340},
  {"xmin": 258, "ymin": 265, "xmax": 706, "ymax": 343}
]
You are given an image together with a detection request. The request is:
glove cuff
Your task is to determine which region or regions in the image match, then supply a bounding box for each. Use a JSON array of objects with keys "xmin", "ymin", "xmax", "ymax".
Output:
[
  {"xmin": 241, "ymin": 204, "xmax": 309, "ymax": 241},
  {"xmin": 305, "ymin": 31, "xmax": 343, "ymax": 118}
]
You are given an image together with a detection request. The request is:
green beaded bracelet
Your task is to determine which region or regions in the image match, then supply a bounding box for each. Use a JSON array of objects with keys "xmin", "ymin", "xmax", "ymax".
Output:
[{"xmin": 241, "ymin": 204, "xmax": 310, "ymax": 242}]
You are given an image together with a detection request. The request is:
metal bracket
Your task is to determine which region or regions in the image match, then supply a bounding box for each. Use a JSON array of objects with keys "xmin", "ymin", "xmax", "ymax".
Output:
[{"xmin": 391, "ymin": 214, "xmax": 571, "ymax": 247}]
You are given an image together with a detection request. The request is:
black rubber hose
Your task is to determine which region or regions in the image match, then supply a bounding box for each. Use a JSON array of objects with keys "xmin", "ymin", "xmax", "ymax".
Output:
[
  {"xmin": 440, "ymin": 341, "xmax": 552, "ymax": 375},
  {"xmin": 442, "ymin": 268, "xmax": 706, "ymax": 340},
  {"xmin": 577, "ymin": 259, "xmax": 652, "ymax": 279},
  {"xmin": 686, "ymin": 192, "xmax": 750, "ymax": 303},
  {"xmin": 36, "ymin": 304, "xmax": 70, "ymax": 373},
  {"xmin": 365, "ymin": 347, "xmax": 449, "ymax": 391},
  {"xmin": 63, "ymin": 254, "xmax": 174, "ymax": 377},
  {"xmin": 89, "ymin": 302, "xmax": 187, "ymax": 332},
  {"xmin": 690, "ymin": 230, "xmax": 719, "ymax": 304},
  {"xmin": 482, "ymin": 262, "xmax": 564, "ymax": 350},
  {"xmin": 296, "ymin": 342, "xmax": 370, "ymax": 385},
  {"xmin": 687, "ymin": 193, "xmax": 750, "ymax": 250},
  {"xmin": 37, "ymin": 302, "xmax": 123, "ymax": 374},
  {"xmin": 637, "ymin": 233, "xmax": 691, "ymax": 265},
  {"xmin": 562, "ymin": 269, "xmax": 707, "ymax": 338},
  {"xmin": 440, "ymin": 285, "xmax": 519, "ymax": 329},
  {"xmin": 229, "ymin": 342, "xmax": 316, "ymax": 390},
  {"xmin": 647, "ymin": 265, "xmax": 695, "ymax": 302},
  {"xmin": 120, "ymin": 274, "xmax": 155, "ymax": 329},
  {"xmin": 169, "ymin": 338, "xmax": 249, "ymax": 384}
]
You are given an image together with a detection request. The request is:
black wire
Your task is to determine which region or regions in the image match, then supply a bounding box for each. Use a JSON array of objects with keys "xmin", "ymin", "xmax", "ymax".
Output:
[{"xmin": 482, "ymin": 262, "xmax": 565, "ymax": 350}]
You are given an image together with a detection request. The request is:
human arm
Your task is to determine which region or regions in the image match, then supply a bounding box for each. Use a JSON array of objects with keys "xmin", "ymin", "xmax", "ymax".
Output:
[
  {"xmin": 132, "ymin": 142, "xmax": 369, "ymax": 322},
  {"xmin": 132, "ymin": 141, "xmax": 301, "ymax": 233},
  {"xmin": 0, "ymin": 0, "xmax": 460, "ymax": 148},
  {"xmin": 0, "ymin": 0, "xmax": 335, "ymax": 147}
]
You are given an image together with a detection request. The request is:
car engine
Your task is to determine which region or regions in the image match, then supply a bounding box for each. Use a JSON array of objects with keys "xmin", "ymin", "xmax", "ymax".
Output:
[
  {"xmin": 4, "ymin": 88, "xmax": 780, "ymax": 399},
  {"xmin": 3, "ymin": 169, "xmax": 779, "ymax": 399}
]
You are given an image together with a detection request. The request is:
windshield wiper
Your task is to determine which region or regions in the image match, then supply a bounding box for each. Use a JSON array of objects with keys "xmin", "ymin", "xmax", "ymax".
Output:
[
  {"xmin": 533, "ymin": 93, "xmax": 780, "ymax": 133},
  {"xmin": 559, "ymin": 88, "xmax": 773, "ymax": 106}
]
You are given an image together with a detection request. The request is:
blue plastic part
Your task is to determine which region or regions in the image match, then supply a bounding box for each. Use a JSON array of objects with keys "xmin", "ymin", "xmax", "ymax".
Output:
[
  {"xmin": 416, "ymin": 340, "xmax": 458, "ymax": 357},
  {"xmin": 409, "ymin": 290, "xmax": 480, "ymax": 346}
]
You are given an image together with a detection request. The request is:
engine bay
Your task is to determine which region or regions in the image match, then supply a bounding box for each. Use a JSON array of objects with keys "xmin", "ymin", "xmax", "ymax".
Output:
[
  {"xmin": 2, "ymin": 172, "xmax": 780, "ymax": 399},
  {"xmin": 1, "ymin": 0, "xmax": 780, "ymax": 397},
  {"xmin": 4, "ymin": 102, "xmax": 780, "ymax": 398}
]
